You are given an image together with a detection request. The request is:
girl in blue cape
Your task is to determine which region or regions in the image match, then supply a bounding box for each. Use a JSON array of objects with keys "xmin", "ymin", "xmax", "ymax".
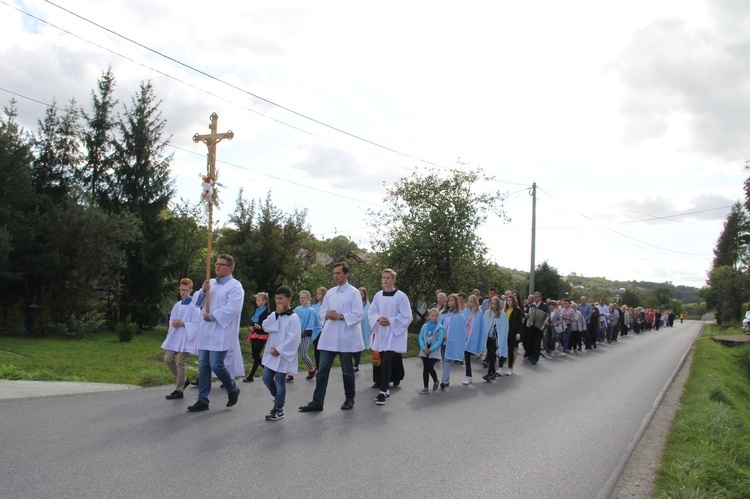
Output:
[
  {"xmin": 310, "ymin": 286, "xmax": 327, "ymax": 372},
  {"xmin": 293, "ymin": 290, "xmax": 322, "ymax": 381},
  {"xmin": 353, "ymin": 287, "xmax": 371, "ymax": 372},
  {"xmin": 461, "ymin": 294, "xmax": 486, "ymax": 385},
  {"xmin": 418, "ymin": 308, "xmax": 444, "ymax": 393},
  {"xmin": 440, "ymin": 294, "xmax": 467, "ymax": 390},
  {"xmin": 482, "ymin": 296, "xmax": 508, "ymax": 381}
]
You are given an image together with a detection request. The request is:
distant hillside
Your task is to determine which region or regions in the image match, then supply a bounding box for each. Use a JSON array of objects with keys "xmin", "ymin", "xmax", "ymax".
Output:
[{"xmin": 498, "ymin": 268, "xmax": 703, "ymax": 305}]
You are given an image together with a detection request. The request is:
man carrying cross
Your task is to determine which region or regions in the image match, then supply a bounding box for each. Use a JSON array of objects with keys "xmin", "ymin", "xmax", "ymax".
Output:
[{"xmin": 187, "ymin": 254, "xmax": 245, "ymax": 412}]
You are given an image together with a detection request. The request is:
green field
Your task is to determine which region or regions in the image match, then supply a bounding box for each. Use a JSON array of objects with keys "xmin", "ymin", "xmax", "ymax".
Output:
[
  {"xmin": 654, "ymin": 325, "xmax": 750, "ymax": 498},
  {"xmin": 0, "ymin": 327, "xmax": 422, "ymax": 386}
]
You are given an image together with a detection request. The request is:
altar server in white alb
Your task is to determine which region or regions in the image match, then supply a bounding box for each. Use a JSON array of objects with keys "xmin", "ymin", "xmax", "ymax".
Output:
[
  {"xmin": 299, "ymin": 263, "xmax": 364, "ymax": 412},
  {"xmin": 261, "ymin": 285, "xmax": 301, "ymax": 421},
  {"xmin": 162, "ymin": 278, "xmax": 201, "ymax": 400},
  {"xmin": 369, "ymin": 268, "xmax": 412, "ymax": 406},
  {"xmin": 187, "ymin": 253, "xmax": 244, "ymax": 412}
]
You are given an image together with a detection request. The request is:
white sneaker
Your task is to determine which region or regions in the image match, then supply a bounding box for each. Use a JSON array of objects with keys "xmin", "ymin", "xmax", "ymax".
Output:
[
  {"xmin": 506, "ymin": 368, "xmax": 512, "ymax": 376},
  {"xmin": 462, "ymin": 376, "xmax": 472, "ymax": 385},
  {"xmin": 499, "ymin": 367, "xmax": 508, "ymax": 376}
]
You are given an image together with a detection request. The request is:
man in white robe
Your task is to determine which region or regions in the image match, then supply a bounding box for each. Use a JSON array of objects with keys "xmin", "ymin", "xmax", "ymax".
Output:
[
  {"xmin": 369, "ymin": 269, "xmax": 412, "ymax": 405},
  {"xmin": 187, "ymin": 254, "xmax": 244, "ymax": 412},
  {"xmin": 299, "ymin": 263, "xmax": 363, "ymax": 412}
]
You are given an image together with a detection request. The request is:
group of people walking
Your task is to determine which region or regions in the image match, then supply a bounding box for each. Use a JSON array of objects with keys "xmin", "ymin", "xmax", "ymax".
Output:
[{"xmin": 160, "ymin": 255, "xmax": 677, "ymax": 421}]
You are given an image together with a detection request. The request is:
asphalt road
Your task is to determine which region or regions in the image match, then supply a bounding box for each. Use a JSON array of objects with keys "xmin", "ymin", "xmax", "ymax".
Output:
[{"xmin": 0, "ymin": 321, "xmax": 700, "ymax": 498}]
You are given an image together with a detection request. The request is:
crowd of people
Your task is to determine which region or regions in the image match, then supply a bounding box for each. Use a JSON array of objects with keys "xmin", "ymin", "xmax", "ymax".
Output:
[{"xmin": 159, "ymin": 255, "xmax": 680, "ymax": 421}]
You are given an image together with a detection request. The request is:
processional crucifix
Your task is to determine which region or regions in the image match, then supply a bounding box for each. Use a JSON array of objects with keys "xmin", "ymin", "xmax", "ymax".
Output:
[{"xmin": 193, "ymin": 112, "xmax": 234, "ymax": 313}]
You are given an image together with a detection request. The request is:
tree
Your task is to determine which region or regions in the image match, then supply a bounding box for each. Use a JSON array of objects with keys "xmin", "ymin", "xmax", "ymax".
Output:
[
  {"xmin": 165, "ymin": 200, "xmax": 208, "ymax": 286},
  {"xmin": 0, "ymin": 100, "xmax": 38, "ymax": 320},
  {"xmin": 644, "ymin": 286, "xmax": 674, "ymax": 309},
  {"xmin": 701, "ymin": 266, "xmax": 750, "ymax": 324},
  {"xmin": 531, "ymin": 261, "xmax": 565, "ymax": 300},
  {"xmin": 31, "ymin": 99, "xmax": 82, "ymax": 202},
  {"xmin": 219, "ymin": 191, "xmax": 312, "ymax": 323},
  {"xmin": 81, "ymin": 67, "xmax": 117, "ymax": 208},
  {"xmin": 712, "ymin": 201, "xmax": 748, "ymax": 269},
  {"xmin": 367, "ymin": 165, "xmax": 508, "ymax": 306},
  {"xmin": 110, "ymin": 80, "xmax": 175, "ymax": 327}
]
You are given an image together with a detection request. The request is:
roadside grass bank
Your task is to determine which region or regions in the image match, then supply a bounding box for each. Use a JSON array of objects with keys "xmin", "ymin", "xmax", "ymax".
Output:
[
  {"xmin": 0, "ymin": 327, "xmax": 422, "ymax": 386},
  {"xmin": 654, "ymin": 324, "xmax": 750, "ymax": 498}
]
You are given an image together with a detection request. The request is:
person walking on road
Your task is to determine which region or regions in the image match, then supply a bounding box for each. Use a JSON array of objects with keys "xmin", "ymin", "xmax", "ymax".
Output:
[
  {"xmin": 299, "ymin": 263, "xmax": 364, "ymax": 412},
  {"xmin": 188, "ymin": 254, "xmax": 244, "ymax": 412}
]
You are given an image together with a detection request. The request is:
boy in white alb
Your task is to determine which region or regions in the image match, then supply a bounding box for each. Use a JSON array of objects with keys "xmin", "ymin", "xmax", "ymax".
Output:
[
  {"xmin": 261, "ymin": 285, "xmax": 302, "ymax": 421},
  {"xmin": 162, "ymin": 278, "xmax": 201, "ymax": 400}
]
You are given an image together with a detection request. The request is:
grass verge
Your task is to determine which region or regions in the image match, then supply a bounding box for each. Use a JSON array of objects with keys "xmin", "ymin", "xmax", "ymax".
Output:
[
  {"xmin": 654, "ymin": 332, "xmax": 750, "ymax": 498},
  {"xmin": 0, "ymin": 328, "xmax": 423, "ymax": 386}
]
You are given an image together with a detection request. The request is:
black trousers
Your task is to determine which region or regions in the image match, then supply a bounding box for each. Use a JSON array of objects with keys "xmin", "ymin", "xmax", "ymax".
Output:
[
  {"xmin": 373, "ymin": 352, "xmax": 404, "ymax": 388},
  {"xmin": 529, "ymin": 327, "xmax": 544, "ymax": 362},
  {"xmin": 248, "ymin": 338, "xmax": 267, "ymax": 377},
  {"xmin": 485, "ymin": 337, "xmax": 497, "ymax": 375},
  {"xmin": 421, "ymin": 357, "xmax": 439, "ymax": 387}
]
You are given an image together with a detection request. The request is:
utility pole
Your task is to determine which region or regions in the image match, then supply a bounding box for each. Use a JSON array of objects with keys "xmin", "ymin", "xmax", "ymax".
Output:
[{"xmin": 529, "ymin": 182, "xmax": 537, "ymax": 295}]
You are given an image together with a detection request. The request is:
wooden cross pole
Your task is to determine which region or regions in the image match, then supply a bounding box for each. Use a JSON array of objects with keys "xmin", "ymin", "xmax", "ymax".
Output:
[{"xmin": 193, "ymin": 112, "xmax": 234, "ymax": 313}]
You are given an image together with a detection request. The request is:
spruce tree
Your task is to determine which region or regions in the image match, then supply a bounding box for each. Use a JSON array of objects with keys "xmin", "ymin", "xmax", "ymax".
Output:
[
  {"xmin": 111, "ymin": 80, "xmax": 175, "ymax": 326},
  {"xmin": 81, "ymin": 67, "xmax": 117, "ymax": 208}
]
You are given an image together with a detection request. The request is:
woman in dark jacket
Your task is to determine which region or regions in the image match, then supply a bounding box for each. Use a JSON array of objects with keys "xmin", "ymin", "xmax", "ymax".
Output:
[{"xmin": 500, "ymin": 294, "xmax": 524, "ymax": 376}]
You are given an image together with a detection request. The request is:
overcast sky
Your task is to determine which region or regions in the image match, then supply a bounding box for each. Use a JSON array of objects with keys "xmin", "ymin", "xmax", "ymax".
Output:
[{"xmin": 2, "ymin": 0, "xmax": 748, "ymax": 289}]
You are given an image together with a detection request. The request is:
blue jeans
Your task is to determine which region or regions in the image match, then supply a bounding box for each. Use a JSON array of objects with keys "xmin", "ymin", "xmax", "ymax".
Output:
[
  {"xmin": 262, "ymin": 367, "xmax": 287, "ymax": 410},
  {"xmin": 441, "ymin": 344, "xmax": 451, "ymax": 383},
  {"xmin": 312, "ymin": 350, "xmax": 355, "ymax": 406},
  {"xmin": 197, "ymin": 349, "xmax": 238, "ymax": 404},
  {"xmin": 562, "ymin": 323, "xmax": 572, "ymax": 352}
]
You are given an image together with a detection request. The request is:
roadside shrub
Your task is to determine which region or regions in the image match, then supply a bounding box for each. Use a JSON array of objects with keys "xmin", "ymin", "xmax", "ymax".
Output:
[{"xmin": 116, "ymin": 315, "xmax": 137, "ymax": 343}]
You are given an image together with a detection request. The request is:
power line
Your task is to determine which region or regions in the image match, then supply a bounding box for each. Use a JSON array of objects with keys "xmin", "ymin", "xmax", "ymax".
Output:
[
  {"xmin": 535, "ymin": 187, "xmax": 713, "ymax": 257},
  {"xmin": 0, "ymin": 85, "xmax": 386, "ymax": 209},
  {"xmin": 41, "ymin": 0, "xmax": 444, "ymax": 168},
  {"xmin": 5, "ymin": 0, "xmax": 535, "ymax": 189}
]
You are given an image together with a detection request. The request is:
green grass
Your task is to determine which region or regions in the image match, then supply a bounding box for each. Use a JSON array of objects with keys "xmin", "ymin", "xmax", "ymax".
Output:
[
  {"xmin": 700, "ymin": 323, "xmax": 745, "ymax": 338},
  {"xmin": 0, "ymin": 327, "xmax": 424, "ymax": 386},
  {"xmin": 654, "ymin": 338, "xmax": 750, "ymax": 498},
  {"xmin": 0, "ymin": 327, "xmax": 187, "ymax": 386}
]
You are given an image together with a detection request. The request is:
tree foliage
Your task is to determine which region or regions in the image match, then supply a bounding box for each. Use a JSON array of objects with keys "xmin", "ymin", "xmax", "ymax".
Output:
[
  {"xmin": 712, "ymin": 201, "xmax": 748, "ymax": 269},
  {"xmin": 531, "ymin": 261, "xmax": 568, "ymax": 300},
  {"xmin": 367, "ymin": 165, "xmax": 508, "ymax": 306},
  {"xmin": 701, "ymin": 265, "xmax": 750, "ymax": 324},
  {"xmin": 110, "ymin": 80, "xmax": 175, "ymax": 327},
  {"xmin": 217, "ymin": 191, "xmax": 312, "ymax": 323}
]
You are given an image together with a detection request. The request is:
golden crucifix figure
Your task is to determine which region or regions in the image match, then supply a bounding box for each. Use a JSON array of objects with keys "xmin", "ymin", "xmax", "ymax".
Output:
[{"xmin": 193, "ymin": 112, "xmax": 234, "ymax": 313}]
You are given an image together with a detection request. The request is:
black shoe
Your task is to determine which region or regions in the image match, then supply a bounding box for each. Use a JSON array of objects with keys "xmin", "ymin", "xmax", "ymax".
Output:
[
  {"xmin": 341, "ymin": 398, "xmax": 355, "ymax": 410},
  {"xmin": 393, "ymin": 381, "xmax": 400, "ymax": 387},
  {"xmin": 371, "ymin": 383, "xmax": 380, "ymax": 389},
  {"xmin": 183, "ymin": 379, "xmax": 191, "ymax": 390},
  {"xmin": 265, "ymin": 408, "xmax": 284, "ymax": 421},
  {"xmin": 242, "ymin": 377, "xmax": 254, "ymax": 383},
  {"xmin": 353, "ymin": 366, "xmax": 359, "ymax": 372},
  {"xmin": 187, "ymin": 401, "xmax": 209, "ymax": 412},
  {"xmin": 190, "ymin": 380, "xmax": 199, "ymax": 386},
  {"xmin": 166, "ymin": 390, "xmax": 183, "ymax": 400},
  {"xmin": 482, "ymin": 374, "xmax": 492, "ymax": 382},
  {"xmin": 227, "ymin": 389, "xmax": 240, "ymax": 407},
  {"xmin": 299, "ymin": 402, "xmax": 324, "ymax": 412}
]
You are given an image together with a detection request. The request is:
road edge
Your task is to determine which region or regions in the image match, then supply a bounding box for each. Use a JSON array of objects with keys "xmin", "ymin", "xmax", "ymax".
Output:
[{"xmin": 599, "ymin": 324, "xmax": 703, "ymax": 499}]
